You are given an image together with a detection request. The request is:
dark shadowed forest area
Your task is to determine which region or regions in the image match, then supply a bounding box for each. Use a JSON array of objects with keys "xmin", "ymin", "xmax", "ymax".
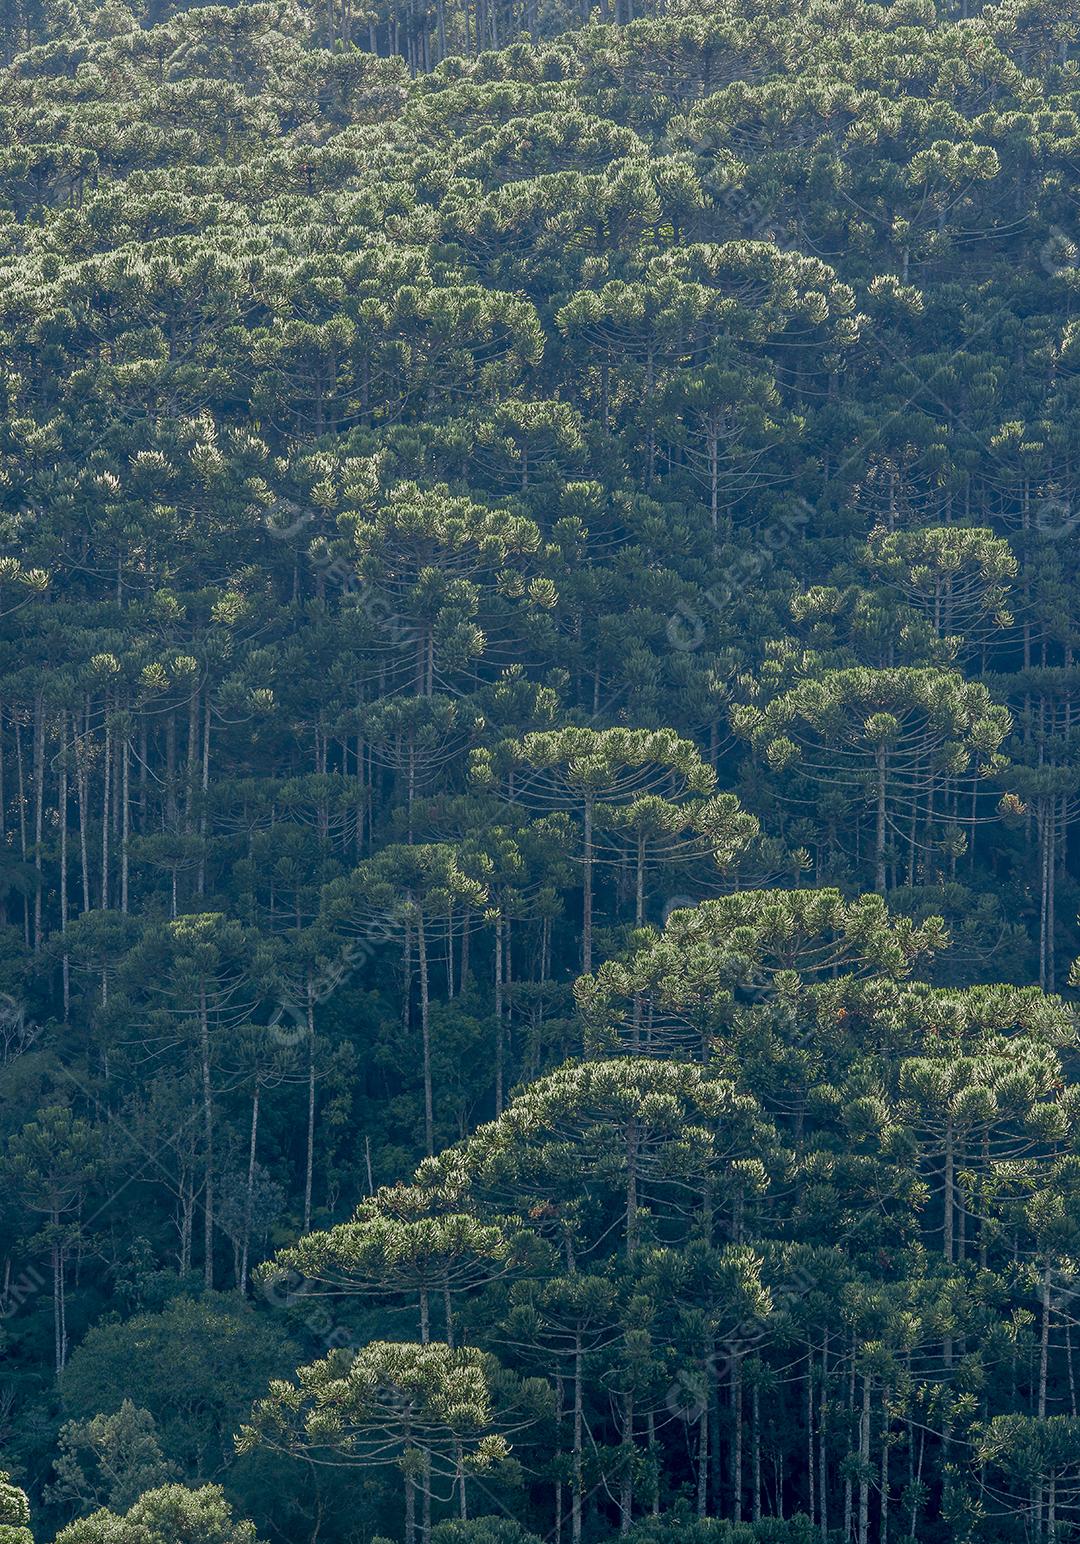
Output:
[{"xmin": 0, "ymin": 0, "xmax": 1080, "ymax": 1541}]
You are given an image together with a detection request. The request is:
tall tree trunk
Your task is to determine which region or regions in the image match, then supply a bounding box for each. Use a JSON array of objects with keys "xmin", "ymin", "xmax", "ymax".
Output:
[
  {"xmin": 732, "ymin": 1358, "xmax": 743, "ymax": 1523},
  {"xmin": 304, "ymin": 980, "xmax": 316, "ymax": 1233},
  {"xmin": 200, "ymin": 985, "xmax": 214, "ymax": 1290},
  {"xmin": 843, "ymin": 1336, "xmax": 855, "ymax": 1542},
  {"xmin": 752, "ymin": 1378, "xmax": 761, "ymax": 1522},
  {"xmin": 875, "ymin": 744, "xmax": 887, "ymax": 893},
  {"xmin": 0, "ymin": 705, "xmax": 6, "ymax": 928},
  {"xmin": 180, "ymin": 1166, "xmax": 194, "ymax": 1277},
  {"xmin": 858, "ymin": 1374, "xmax": 871, "ymax": 1544},
  {"xmin": 619, "ymin": 1392, "xmax": 634, "ymax": 1533},
  {"xmin": 59, "ymin": 715, "xmax": 70, "ymax": 1019},
  {"xmin": 32, "ymin": 692, "xmax": 44, "ymax": 950},
  {"xmin": 582, "ymin": 794, "xmax": 594, "ymax": 974},
  {"xmin": 166, "ymin": 710, "xmax": 178, "ymax": 828},
  {"xmin": 240, "ymin": 1077, "xmax": 260, "ymax": 1294},
  {"xmin": 820, "ymin": 1335, "xmax": 829, "ymax": 1539},
  {"xmin": 880, "ymin": 1386, "xmax": 890, "ymax": 1544},
  {"xmin": 186, "ymin": 685, "xmax": 199, "ymax": 830},
  {"xmin": 635, "ymin": 833, "xmax": 646, "ymax": 926},
  {"xmin": 405, "ymin": 1469, "xmax": 416, "ymax": 1544},
  {"xmin": 625, "ymin": 1117, "xmax": 638, "ymax": 1259},
  {"xmin": 697, "ymin": 1333, "xmax": 710, "ymax": 1517},
  {"xmin": 573, "ymin": 1328, "xmax": 584, "ymax": 1544},
  {"xmin": 494, "ymin": 907, "xmax": 504, "ymax": 1114},
  {"xmin": 101, "ymin": 705, "xmax": 111, "ymax": 909},
  {"xmin": 943, "ymin": 1118, "xmax": 954, "ymax": 1263},
  {"xmin": 197, "ymin": 695, "xmax": 210, "ymax": 895},
  {"xmin": 120, "ymin": 731, "xmax": 130, "ymax": 913},
  {"xmin": 51, "ymin": 1222, "xmax": 63, "ymax": 1376},
  {"xmin": 807, "ymin": 1352, "xmax": 815, "ymax": 1528},
  {"xmin": 15, "ymin": 712, "xmax": 28, "ymax": 946},
  {"xmin": 1040, "ymin": 1258, "xmax": 1052, "ymax": 1420},
  {"xmin": 417, "ymin": 907, "xmax": 433, "ymax": 1156}
]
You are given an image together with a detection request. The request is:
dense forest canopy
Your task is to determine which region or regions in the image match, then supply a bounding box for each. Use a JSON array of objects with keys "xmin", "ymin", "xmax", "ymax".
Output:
[{"xmin": 0, "ymin": 0, "xmax": 1079, "ymax": 1540}]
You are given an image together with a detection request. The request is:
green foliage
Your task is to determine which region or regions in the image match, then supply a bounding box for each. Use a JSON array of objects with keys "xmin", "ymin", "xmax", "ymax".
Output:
[
  {"xmin": 622, "ymin": 1519, "xmax": 832, "ymax": 1544},
  {"xmin": 430, "ymin": 1522, "xmax": 542, "ymax": 1544},
  {"xmin": 60, "ymin": 1298, "xmax": 297, "ymax": 1480},
  {"xmin": 51, "ymin": 1485, "xmax": 263, "ymax": 1544},
  {"xmin": 1, "ymin": 1, "xmax": 1080, "ymax": 1542},
  {"xmin": 47, "ymin": 1402, "xmax": 179, "ymax": 1517},
  {"xmin": 0, "ymin": 1471, "xmax": 32, "ymax": 1544}
]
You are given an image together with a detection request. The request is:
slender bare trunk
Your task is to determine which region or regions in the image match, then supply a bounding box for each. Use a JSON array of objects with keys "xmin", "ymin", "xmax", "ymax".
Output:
[
  {"xmin": 304, "ymin": 982, "xmax": 316, "ymax": 1233},
  {"xmin": 418, "ymin": 907, "xmax": 433, "ymax": 1156},
  {"xmin": 32, "ymin": 692, "xmax": 44, "ymax": 950},
  {"xmin": 858, "ymin": 1375, "xmax": 870, "ymax": 1544},
  {"xmin": 200, "ymin": 985, "xmax": 214, "ymax": 1290},
  {"xmin": 494, "ymin": 907, "xmax": 504, "ymax": 1114},
  {"xmin": 573, "ymin": 1328, "xmax": 583, "ymax": 1544},
  {"xmin": 59, "ymin": 716, "xmax": 70, "ymax": 1018},
  {"xmin": 240, "ymin": 1078, "xmax": 260, "ymax": 1293},
  {"xmin": 582, "ymin": 794, "xmax": 593, "ymax": 974}
]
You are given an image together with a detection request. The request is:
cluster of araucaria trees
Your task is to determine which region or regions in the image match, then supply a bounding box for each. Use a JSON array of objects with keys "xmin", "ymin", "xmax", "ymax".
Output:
[{"xmin": 1, "ymin": 0, "xmax": 1079, "ymax": 1540}]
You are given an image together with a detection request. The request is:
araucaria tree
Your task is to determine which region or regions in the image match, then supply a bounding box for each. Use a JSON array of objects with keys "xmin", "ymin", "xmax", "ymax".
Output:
[{"xmin": 3, "ymin": 2, "xmax": 1080, "ymax": 1543}]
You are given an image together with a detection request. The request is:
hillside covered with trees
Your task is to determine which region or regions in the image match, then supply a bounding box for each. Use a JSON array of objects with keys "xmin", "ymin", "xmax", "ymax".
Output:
[{"xmin": 1, "ymin": 0, "xmax": 1080, "ymax": 1539}]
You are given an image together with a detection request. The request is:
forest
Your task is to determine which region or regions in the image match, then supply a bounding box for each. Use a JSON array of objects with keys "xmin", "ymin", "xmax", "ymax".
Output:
[{"xmin": 0, "ymin": 0, "xmax": 1079, "ymax": 1540}]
